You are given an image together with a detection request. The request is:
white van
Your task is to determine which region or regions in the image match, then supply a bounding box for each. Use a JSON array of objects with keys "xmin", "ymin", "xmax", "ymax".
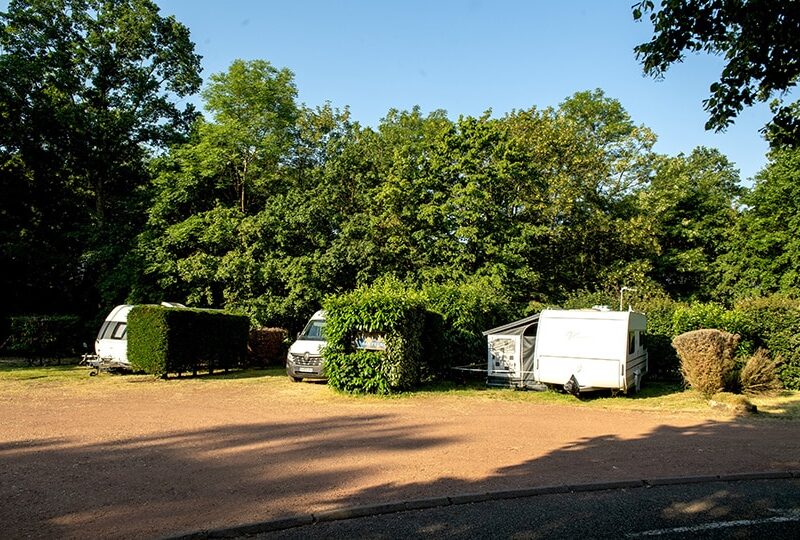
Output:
[{"xmin": 286, "ymin": 310, "xmax": 327, "ymax": 382}]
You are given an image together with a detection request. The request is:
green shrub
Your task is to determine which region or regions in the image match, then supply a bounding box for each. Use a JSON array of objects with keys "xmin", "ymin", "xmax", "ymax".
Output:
[
  {"xmin": 3, "ymin": 315, "xmax": 82, "ymax": 362},
  {"xmin": 638, "ymin": 297, "xmax": 681, "ymax": 380},
  {"xmin": 739, "ymin": 348, "xmax": 782, "ymax": 396},
  {"xmin": 128, "ymin": 306, "xmax": 249, "ymax": 376},
  {"xmin": 734, "ymin": 295, "xmax": 800, "ymax": 390},
  {"xmin": 248, "ymin": 327, "xmax": 289, "ymax": 366},
  {"xmin": 672, "ymin": 329, "xmax": 740, "ymax": 397},
  {"xmin": 323, "ymin": 279, "xmax": 427, "ymax": 394},
  {"xmin": 423, "ymin": 276, "xmax": 517, "ymax": 374}
]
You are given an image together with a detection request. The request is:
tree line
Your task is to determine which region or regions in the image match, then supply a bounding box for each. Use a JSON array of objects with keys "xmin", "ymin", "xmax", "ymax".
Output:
[{"xmin": 2, "ymin": 0, "xmax": 799, "ymax": 333}]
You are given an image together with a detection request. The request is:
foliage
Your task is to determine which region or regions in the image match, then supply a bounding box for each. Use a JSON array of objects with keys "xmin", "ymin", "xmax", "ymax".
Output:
[
  {"xmin": 127, "ymin": 305, "xmax": 249, "ymax": 376},
  {"xmin": 0, "ymin": 0, "xmax": 202, "ymax": 316},
  {"xmin": 633, "ymin": 0, "xmax": 800, "ymax": 146},
  {"xmin": 639, "ymin": 148, "xmax": 742, "ymax": 300},
  {"xmin": 323, "ymin": 279, "xmax": 427, "ymax": 394},
  {"xmin": 672, "ymin": 329, "xmax": 739, "ymax": 397},
  {"xmin": 734, "ymin": 296, "xmax": 800, "ymax": 390},
  {"xmin": 739, "ymin": 349, "xmax": 782, "ymax": 396},
  {"xmin": 2, "ymin": 315, "xmax": 83, "ymax": 361},
  {"xmin": 637, "ymin": 296, "xmax": 681, "ymax": 380},
  {"xmin": 717, "ymin": 148, "xmax": 800, "ymax": 299},
  {"xmin": 422, "ymin": 276, "xmax": 519, "ymax": 372},
  {"xmin": 248, "ymin": 327, "xmax": 288, "ymax": 367}
]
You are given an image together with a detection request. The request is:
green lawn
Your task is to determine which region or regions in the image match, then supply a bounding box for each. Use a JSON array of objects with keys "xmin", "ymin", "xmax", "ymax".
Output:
[{"xmin": 2, "ymin": 358, "xmax": 798, "ymax": 419}]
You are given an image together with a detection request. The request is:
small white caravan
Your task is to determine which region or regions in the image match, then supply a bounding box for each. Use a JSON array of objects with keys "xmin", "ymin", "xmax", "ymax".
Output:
[
  {"xmin": 86, "ymin": 302, "xmax": 186, "ymax": 372},
  {"xmin": 94, "ymin": 304, "xmax": 134, "ymax": 367},
  {"xmin": 484, "ymin": 307, "xmax": 647, "ymax": 393},
  {"xmin": 533, "ymin": 308, "xmax": 647, "ymax": 393}
]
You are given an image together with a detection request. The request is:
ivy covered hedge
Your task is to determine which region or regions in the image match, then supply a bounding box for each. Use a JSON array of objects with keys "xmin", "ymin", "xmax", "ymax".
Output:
[
  {"xmin": 322, "ymin": 277, "xmax": 518, "ymax": 394},
  {"xmin": 127, "ymin": 305, "xmax": 249, "ymax": 376},
  {"xmin": 323, "ymin": 281, "xmax": 427, "ymax": 394}
]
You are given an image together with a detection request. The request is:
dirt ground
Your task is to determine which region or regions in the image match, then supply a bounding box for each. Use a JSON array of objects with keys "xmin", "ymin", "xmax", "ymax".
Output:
[{"xmin": 1, "ymin": 370, "xmax": 798, "ymax": 539}]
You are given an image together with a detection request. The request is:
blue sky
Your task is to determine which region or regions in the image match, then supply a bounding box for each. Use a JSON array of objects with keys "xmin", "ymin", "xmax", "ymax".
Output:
[
  {"xmin": 2, "ymin": 0, "xmax": 775, "ymax": 182},
  {"xmin": 156, "ymin": 0, "xmax": 772, "ymax": 182}
]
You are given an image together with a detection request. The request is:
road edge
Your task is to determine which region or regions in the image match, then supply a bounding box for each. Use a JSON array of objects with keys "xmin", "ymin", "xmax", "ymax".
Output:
[{"xmin": 170, "ymin": 471, "xmax": 800, "ymax": 539}]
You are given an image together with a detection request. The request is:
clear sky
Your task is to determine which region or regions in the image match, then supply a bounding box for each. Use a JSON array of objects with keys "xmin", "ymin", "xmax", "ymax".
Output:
[
  {"xmin": 2, "ymin": 0, "xmax": 776, "ymax": 182},
  {"xmin": 155, "ymin": 0, "xmax": 773, "ymax": 183}
]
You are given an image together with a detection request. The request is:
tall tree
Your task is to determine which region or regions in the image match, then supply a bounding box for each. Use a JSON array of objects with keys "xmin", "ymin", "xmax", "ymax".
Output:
[
  {"xmin": 640, "ymin": 148, "xmax": 742, "ymax": 300},
  {"xmin": 633, "ymin": 0, "xmax": 800, "ymax": 147},
  {"xmin": 0, "ymin": 0, "xmax": 201, "ymax": 313},
  {"xmin": 717, "ymin": 147, "xmax": 800, "ymax": 298}
]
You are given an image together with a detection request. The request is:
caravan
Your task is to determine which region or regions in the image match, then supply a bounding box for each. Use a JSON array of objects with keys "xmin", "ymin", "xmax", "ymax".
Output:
[
  {"xmin": 84, "ymin": 302, "xmax": 185, "ymax": 373},
  {"xmin": 484, "ymin": 308, "xmax": 648, "ymax": 393}
]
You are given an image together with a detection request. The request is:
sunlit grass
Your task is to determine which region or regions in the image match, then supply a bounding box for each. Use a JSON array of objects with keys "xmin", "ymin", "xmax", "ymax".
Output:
[{"xmin": 2, "ymin": 358, "xmax": 798, "ymax": 419}]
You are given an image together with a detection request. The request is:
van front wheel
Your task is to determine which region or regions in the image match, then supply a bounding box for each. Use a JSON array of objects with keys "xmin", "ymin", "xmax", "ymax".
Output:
[{"xmin": 288, "ymin": 375, "xmax": 302, "ymax": 383}]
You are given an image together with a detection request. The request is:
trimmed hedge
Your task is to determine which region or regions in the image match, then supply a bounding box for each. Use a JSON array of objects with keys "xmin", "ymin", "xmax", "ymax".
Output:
[
  {"xmin": 248, "ymin": 327, "xmax": 289, "ymax": 366},
  {"xmin": 128, "ymin": 305, "xmax": 249, "ymax": 376},
  {"xmin": 636, "ymin": 296, "xmax": 799, "ymax": 389},
  {"xmin": 3, "ymin": 315, "xmax": 82, "ymax": 362},
  {"xmin": 323, "ymin": 281, "xmax": 427, "ymax": 394},
  {"xmin": 734, "ymin": 296, "xmax": 800, "ymax": 390}
]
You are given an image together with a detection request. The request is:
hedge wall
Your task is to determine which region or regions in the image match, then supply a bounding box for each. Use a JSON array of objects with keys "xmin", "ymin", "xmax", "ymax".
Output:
[
  {"xmin": 323, "ymin": 281, "xmax": 427, "ymax": 394},
  {"xmin": 128, "ymin": 305, "xmax": 249, "ymax": 376},
  {"xmin": 637, "ymin": 295, "xmax": 800, "ymax": 389},
  {"xmin": 3, "ymin": 315, "xmax": 83, "ymax": 362}
]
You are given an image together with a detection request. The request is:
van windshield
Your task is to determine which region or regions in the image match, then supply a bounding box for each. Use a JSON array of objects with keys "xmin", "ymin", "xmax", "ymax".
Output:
[{"xmin": 299, "ymin": 319, "xmax": 326, "ymax": 340}]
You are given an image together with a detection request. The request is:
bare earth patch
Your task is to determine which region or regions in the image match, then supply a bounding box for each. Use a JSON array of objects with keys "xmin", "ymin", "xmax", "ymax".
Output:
[{"xmin": 1, "ymin": 368, "xmax": 798, "ymax": 538}]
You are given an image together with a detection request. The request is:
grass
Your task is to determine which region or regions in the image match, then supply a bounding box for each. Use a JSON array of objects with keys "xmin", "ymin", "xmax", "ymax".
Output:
[{"xmin": 2, "ymin": 358, "xmax": 799, "ymax": 419}]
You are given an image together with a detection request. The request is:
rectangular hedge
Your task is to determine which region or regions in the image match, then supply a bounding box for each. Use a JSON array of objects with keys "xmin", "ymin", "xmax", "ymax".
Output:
[
  {"xmin": 128, "ymin": 305, "xmax": 249, "ymax": 376},
  {"xmin": 323, "ymin": 280, "xmax": 428, "ymax": 394}
]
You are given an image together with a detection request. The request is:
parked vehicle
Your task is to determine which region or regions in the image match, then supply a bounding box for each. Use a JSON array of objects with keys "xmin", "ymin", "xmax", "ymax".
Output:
[
  {"xmin": 83, "ymin": 302, "xmax": 185, "ymax": 374},
  {"xmin": 484, "ymin": 307, "xmax": 647, "ymax": 394},
  {"xmin": 286, "ymin": 310, "xmax": 327, "ymax": 382}
]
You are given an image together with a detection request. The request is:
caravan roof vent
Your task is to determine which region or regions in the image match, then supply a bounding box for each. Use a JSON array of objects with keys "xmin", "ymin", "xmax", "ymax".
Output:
[{"xmin": 592, "ymin": 305, "xmax": 611, "ymax": 312}]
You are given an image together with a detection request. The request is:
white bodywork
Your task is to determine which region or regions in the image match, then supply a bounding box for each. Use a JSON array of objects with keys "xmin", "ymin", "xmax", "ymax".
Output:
[
  {"xmin": 533, "ymin": 309, "xmax": 647, "ymax": 392},
  {"xmin": 95, "ymin": 304, "xmax": 134, "ymax": 365},
  {"xmin": 286, "ymin": 310, "xmax": 327, "ymax": 379},
  {"xmin": 93, "ymin": 302, "xmax": 186, "ymax": 367}
]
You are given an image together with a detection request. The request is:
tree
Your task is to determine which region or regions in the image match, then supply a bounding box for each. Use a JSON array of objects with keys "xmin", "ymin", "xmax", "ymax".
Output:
[
  {"xmin": 717, "ymin": 147, "xmax": 800, "ymax": 298},
  {"xmin": 0, "ymin": 0, "xmax": 201, "ymax": 313},
  {"xmin": 633, "ymin": 0, "xmax": 800, "ymax": 147},
  {"xmin": 201, "ymin": 59, "xmax": 298, "ymax": 212},
  {"xmin": 639, "ymin": 147, "xmax": 742, "ymax": 300}
]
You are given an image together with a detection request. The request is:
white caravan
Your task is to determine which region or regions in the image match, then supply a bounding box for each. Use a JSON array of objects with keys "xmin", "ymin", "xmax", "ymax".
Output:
[
  {"xmin": 484, "ymin": 308, "xmax": 647, "ymax": 393},
  {"xmin": 94, "ymin": 304, "xmax": 134, "ymax": 367},
  {"xmin": 88, "ymin": 302, "xmax": 186, "ymax": 371},
  {"xmin": 533, "ymin": 308, "xmax": 647, "ymax": 393}
]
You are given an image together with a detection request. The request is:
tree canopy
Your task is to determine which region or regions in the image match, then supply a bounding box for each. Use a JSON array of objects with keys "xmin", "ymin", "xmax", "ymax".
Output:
[
  {"xmin": 0, "ymin": 0, "xmax": 201, "ymax": 313},
  {"xmin": 633, "ymin": 0, "xmax": 800, "ymax": 147},
  {"xmin": 2, "ymin": 0, "xmax": 798, "ymax": 335}
]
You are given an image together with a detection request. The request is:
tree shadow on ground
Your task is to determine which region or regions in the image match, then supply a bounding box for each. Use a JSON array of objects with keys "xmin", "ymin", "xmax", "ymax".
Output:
[
  {"xmin": 341, "ymin": 418, "xmax": 800, "ymax": 515},
  {"xmin": 0, "ymin": 414, "xmax": 459, "ymax": 539}
]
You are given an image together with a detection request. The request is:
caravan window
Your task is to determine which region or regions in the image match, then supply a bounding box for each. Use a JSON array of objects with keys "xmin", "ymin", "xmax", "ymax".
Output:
[
  {"xmin": 99, "ymin": 321, "xmax": 127, "ymax": 340},
  {"xmin": 111, "ymin": 322, "xmax": 127, "ymax": 340},
  {"xmin": 628, "ymin": 332, "xmax": 636, "ymax": 354}
]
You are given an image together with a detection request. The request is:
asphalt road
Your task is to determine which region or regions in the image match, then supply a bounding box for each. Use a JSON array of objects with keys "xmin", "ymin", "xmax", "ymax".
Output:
[{"xmin": 254, "ymin": 478, "xmax": 800, "ymax": 539}]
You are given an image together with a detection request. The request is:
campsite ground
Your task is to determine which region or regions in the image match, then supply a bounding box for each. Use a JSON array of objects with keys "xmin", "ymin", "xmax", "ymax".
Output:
[{"xmin": 1, "ymin": 362, "xmax": 799, "ymax": 538}]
